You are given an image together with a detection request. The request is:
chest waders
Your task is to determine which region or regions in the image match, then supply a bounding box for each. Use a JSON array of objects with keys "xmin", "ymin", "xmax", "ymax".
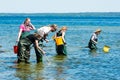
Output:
[
  {"xmin": 34, "ymin": 42, "xmax": 43, "ymax": 63},
  {"xmin": 56, "ymin": 31, "xmax": 67, "ymax": 55},
  {"xmin": 88, "ymin": 39, "xmax": 98, "ymax": 50},
  {"xmin": 17, "ymin": 38, "xmax": 32, "ymax": 63},
  {"xmin": 17, "ymin": 31, "xmax": 31, "ymax": 63},
  {"xmin": 20, "ymin": 31, "xmax": 30, "ymax": 40},
  {"xmin": 32, "ymin": 31, "xmax": 44, "ymax": 63}
]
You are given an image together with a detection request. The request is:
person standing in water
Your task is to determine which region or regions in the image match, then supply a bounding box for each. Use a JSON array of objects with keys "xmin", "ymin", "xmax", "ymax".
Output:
[
  {"xmin": 16, "ymin": 18, "xmax": 35, "ymax": 60},
  {"xmin": 16, "ymin": 18, "xmax": 36, "ymax": 42},
  {"xmin": 88, "ymin": 29, "xmax": 102, "ymax": 50},
  {"xmin": 54, "ymin": 26, "xmax": 67, "ymax": 55},
  {"xmin": 35, "ymin": 24, "xmax": 58, "ymax": 63},
  {"xmin": 17, "ymin": 31, "xmax": 45, "ymax": 63}
]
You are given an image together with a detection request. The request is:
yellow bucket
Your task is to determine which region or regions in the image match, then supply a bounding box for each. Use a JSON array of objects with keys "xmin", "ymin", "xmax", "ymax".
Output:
[
  {"xmin": 55, "ymin": 37, "xmax": 64, "ymax": 45},
  {"xmin": 103, "ymin": 45, "xmax": 110, "ymax": 53}
]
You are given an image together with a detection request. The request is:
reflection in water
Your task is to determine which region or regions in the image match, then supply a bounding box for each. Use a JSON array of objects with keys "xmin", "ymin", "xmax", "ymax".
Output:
[
  {"xmin": 55, "ymin": 66, "xmax": 66, "ymax": 80},
  {"xmin": 54, "ymin": 55, "xmax": 67, "ymax": 61},
  {"xmin": 11, "ymin": 55, "xmax": 68, "ymax": 80},
  {"xmin": 14, "ymin": 63, "xmax": 32, "ymax": 80},
  {"xmin": 33, "ymin": 63, "xmax": 44, "ymax": 80},
  {"xmin": 53, "ymin": 55, "xmax": 67, "ymax": 80},
  {"xmin": 14, "ymin": 63, "xmax": 44, "ymax": 80},
  {"xmin": 89, "ymin": 49, "xmax": 98, "ymax": 57}
]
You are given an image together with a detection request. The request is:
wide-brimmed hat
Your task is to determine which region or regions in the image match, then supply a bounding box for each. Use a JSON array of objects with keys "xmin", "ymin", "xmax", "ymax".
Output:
[
  {"xmin": 61, "ymin": 26, "xmax": 67, "ymax": 30},
  {"xmin": 94, "ymin": 28, "xmax": 102, "ymax": 33},
  {"xmin": 50, "ymin": 24, "xmax": 57, "ymax": 31},
  {"xmin": 37, "ymin": 30, "xmax": 44, "ymax": 37}
]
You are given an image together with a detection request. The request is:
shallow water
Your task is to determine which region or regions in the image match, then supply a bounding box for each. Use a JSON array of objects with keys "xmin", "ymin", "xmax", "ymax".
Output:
[{"xmin": 0, "ymin": 13, "xmax": 120, "ymax": 80}]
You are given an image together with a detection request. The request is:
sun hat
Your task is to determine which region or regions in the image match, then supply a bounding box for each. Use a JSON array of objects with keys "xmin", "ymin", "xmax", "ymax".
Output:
[{"xmin": 94, "ymin": 28, "xmax": 102, "ymax": 33}]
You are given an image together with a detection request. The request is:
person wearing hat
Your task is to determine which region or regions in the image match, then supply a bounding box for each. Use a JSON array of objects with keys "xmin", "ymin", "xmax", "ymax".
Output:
[
  {"xmin": 34, "ymin": 24, "xmax": 57, "ymax": 63},
  {"xmin": 54, "ymin": 26, "xmax": 67, "ymax": 55},
  {"xmin": 88, "ymin": 29, "xmax": 102, "ymax": 50},
  {"xmin": 17, "ymin": 32, "xmax": 45, "ymax": 64}
]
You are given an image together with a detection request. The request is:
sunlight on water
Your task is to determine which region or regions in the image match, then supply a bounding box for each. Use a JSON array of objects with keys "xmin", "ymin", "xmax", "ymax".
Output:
[{"xmin": 0, "ymin": 13, "xmax": 120, "ymax": 80}]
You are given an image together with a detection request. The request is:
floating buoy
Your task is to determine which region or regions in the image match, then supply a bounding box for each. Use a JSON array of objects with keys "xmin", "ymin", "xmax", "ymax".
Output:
[{"xmin": 103, "ymin": 45, "xmax": 110, "ymax": 53}]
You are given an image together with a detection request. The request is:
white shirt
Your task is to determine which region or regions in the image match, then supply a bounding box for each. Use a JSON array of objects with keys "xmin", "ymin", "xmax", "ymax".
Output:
[
  {"xmin": 91, "ymin": 33, "xmax": 98, "ymax": 43},
  {"xmin": 37, "ymin": 26, "xmax": 51, "ymax": 34}
]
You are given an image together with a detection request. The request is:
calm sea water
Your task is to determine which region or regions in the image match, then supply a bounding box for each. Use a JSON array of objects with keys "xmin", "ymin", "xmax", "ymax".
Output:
[{"xmin": 0, "ymin": 13, "xmax": 120, "ymax": 80}]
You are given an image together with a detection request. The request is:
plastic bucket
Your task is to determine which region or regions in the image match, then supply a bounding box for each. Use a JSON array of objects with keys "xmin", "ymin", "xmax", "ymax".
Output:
[
  {"xmin": 103, "ymin": 45, "xmax": 110, "ymax": 53},
  {"xmin": 55, "ymin": 37, "xmax": 64, "ymax": 45},
  {"xmin": 13, "ymin": 45, "xmax": 18, "ymax": 54}
]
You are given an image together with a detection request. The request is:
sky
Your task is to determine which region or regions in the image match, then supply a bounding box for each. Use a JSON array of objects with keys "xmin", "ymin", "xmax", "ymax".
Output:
[{"xmin": 0, "ymin": 0, "xmax": 120, "ymax": 13}]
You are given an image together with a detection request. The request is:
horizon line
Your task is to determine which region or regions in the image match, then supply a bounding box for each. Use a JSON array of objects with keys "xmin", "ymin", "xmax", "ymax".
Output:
[{"xmin": 0, "ymin": 12, "xmax": 120, "ymax": 14}]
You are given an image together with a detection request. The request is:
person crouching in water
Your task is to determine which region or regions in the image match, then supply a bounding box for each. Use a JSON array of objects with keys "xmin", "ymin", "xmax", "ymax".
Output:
[
  {"xmin": 88, "ymin": 29, "xmax": 102, "ymax": 50},
  {"xmin": 54, "ymin": 26, "xmax": 67, "ymax": 55},
  {"xmin": 17, "ymin": 31, "xmax": 45, "ymax": 64}
]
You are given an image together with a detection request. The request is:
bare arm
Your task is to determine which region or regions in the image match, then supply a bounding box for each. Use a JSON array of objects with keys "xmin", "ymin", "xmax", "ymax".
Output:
[
  {"xmin": 35, "ymin": 40, "xmax": 46, "ymax": 54},
  {"xmin": 16, "ymin": 29, "xmax": 22, "ymax": 42},
  {"xmin": 51, "ymin": 33, "xmax": 56, "ymax": 41},
  {"xmin": 54, "ymin": 33, "xmax": 57, "ymax": 38},
  {"xmin": 29, "ymin": 23, "xmax": 36, "ymax": 30},
  {"xmin": 62, "ymin": 32, "xmax": 66, "ymax": 43}
]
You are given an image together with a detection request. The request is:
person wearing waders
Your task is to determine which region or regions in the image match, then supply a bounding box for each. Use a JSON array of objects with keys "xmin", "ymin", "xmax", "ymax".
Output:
[
  {"xmin": 16, "ymin": 18, "xmax": 36, "ymax": 42},
  {"xmin": 35, "ymin": 24, "xmax": 57, "ymax": 63},
  {"xmin": 88, "ymin": 29, "xmax": 102, "ymax": 50},
  {"xmin": 17, "ymin": 31, "xmax": 45, "ymax": 64},
  {"xmin": 54, "ymin": 26, "xmax": 67, "ymax": 55},
  {"xmin": 16, "ymin": 18, "xmax": 35, "ymax": 63}
]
